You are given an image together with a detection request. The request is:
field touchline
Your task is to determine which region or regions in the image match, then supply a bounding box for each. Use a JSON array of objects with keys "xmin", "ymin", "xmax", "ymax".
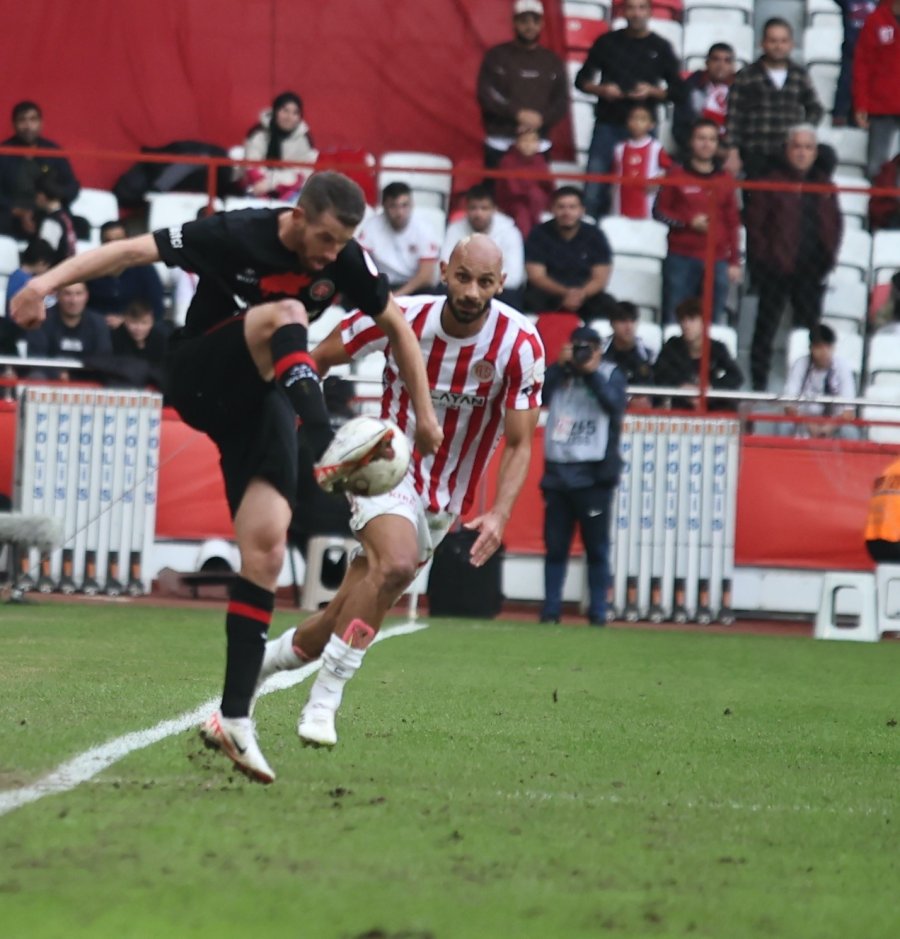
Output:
[{"xmin": 0, "ymin": 620, "xmax": 430, "ymax": 818}]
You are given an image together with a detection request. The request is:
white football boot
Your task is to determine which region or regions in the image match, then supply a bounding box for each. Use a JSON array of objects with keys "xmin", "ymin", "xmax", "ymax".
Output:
[{"xmin": 199, "ymin": 711, "xmax": 275, "ymax": 784}]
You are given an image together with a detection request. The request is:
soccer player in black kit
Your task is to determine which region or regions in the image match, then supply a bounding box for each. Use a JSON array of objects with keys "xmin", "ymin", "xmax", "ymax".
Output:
[{"xmin": 12, "ymin": 172, "xmax": 442, "ymax": 782}]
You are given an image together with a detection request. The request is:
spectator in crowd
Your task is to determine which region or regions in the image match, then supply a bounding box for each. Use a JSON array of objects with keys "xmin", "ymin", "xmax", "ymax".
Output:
[
  {"xmin": 494, "ymin": 128, "xmax": 554, "ymax": 237},
  {"xmin": 852, "ymin": 0, "xmax": 900, "ymax": 178},
  {"xmin": 602, "ymin": 301, "xmax": 655, "ymax": 406},
  {"xmin": 864, "ymin": 453, "xmax": 900, "ymax": 563},
  {"xmin": 441, "ymin": 185, "xmax": 525, "ymax": 309},
  {"xmin": 523, "ymin": 185, "xmax": 616, "ymax": 320},
  {"xmin": 477, "ymin": 0, "xmax": 568, "ymax": 175},
  {"xmin": 611, "ymin": 103, "xmax": 672, "ymax": 219},
  {"xmin": 873, "ymin": 272, "xmax": 900, "ymax": 331},
  {"xmin": 870, "ymin": 153, "xmax": 900, "ymax": 230},
  {"xmin": 726, "ymin": 19, "xmax": 824, "ymax": 181},
  {"xmin": 5, "ymin": 239, "xmax": 55, "ymax": 315},
  {"xmin": 88, "ymin": 220, "xmax": 165, "ymax": 326},
  {"xmin": 540, "ymin": 324, "xmax": 626, "ymax": 625},
  {"xmin": 654, "ymin": 118, "xmax": 742, "ymax": 325},
  {"xmin": 109, "ymin": 298, "xmax": 168, "ymax": 389},
  {"xmin": 26, "ymin": 282, "xmax": 111, "ymax": 379},
  {"xmin": 745, "ymin": 125, "xmax": 842, "ymax": 391},
  {"xmin": 357, "ymin": 182, "xmax": 439, "ymax": 295},
  {"xmin": 0, "ymin": 101, "xmax": 80, "ymax": 238},
  {"xmin": 653, "ymin": 298, "xmax": 743, "ymax": 410},
  {"xmin": 575, "ymin": 0, "xmax": 683, "ymax": 219},
  {"xmin": 673, "ymin": 43, "xmax": 738, "ymax": 170},
  {"xmin": 833, "ymin": 1, "xmax": 877, "ymax": 126},
  {"xmin": 784, "ymin": 323, "xmax": 856, "ymax": 438},
  {"xmin": 32, "ymin": 174, "xmax": 77, "ymax": 266},
  {"xmin": 242, "ymin": 91, "xmax": 316, "ymax": 202}
]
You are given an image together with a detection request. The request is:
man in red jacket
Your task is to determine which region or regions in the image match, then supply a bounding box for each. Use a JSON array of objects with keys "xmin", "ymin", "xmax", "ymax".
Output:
[
  {"xmin": 746, "ymin": 125, "xmax": 843, "ymax": 391},
  {"xmin": 870, "ymin": 153, "xmax": 900, "ymax": 230},
  {"xmin": 653, "ymin": 118, "xmax": 742, "ymax": 325},
  {"xmin": 853, "ymin": 0, "xmax": 900, "ymax": 178}
]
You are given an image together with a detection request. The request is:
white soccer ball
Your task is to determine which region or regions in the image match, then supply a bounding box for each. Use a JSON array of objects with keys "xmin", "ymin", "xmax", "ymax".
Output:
[{"xmin": 316, "ymin": 416, "xmax": 410, "ymax": 496}]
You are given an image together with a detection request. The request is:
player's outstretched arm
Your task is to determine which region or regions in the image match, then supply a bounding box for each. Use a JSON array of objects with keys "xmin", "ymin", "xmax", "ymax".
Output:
[
  {"xmin": 375, "ymin": 298, "xmax": 443, "ymax": 455},
  {"xmin": 310, "ymin": 324, "xmax": 353, "ymax": 376},
  {"xmin": 11, "ymin": 234, "xmax": 161, "ymax": 330},
  {"xmin": 464, "ymin": 407, "xmax": 539, "ymax": 568}
]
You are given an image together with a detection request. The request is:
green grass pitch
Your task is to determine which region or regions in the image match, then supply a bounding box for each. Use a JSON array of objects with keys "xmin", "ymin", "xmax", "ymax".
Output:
[{"xmin": 0, "ymin": 601, "xmax": 898, "ymax": 939}]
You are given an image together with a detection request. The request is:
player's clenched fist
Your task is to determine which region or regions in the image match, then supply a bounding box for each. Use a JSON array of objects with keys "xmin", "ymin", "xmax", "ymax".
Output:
[
  {"xmin": 415, "ymin": 417, "xmax": 444, "ymax": 456},
  {"xmin": 10, "ymin": 283, "xmax": 47, "ymax": 330}
]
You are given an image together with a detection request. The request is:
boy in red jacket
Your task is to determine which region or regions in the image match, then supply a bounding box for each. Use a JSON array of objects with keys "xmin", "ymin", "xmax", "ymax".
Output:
[
  {"xmin": 852, "ymin": 0, "xmax": 900, "ymax": 178},
  {"xmin": 653, "ymin": 118, "xmax": 742, "ymax": 324}
]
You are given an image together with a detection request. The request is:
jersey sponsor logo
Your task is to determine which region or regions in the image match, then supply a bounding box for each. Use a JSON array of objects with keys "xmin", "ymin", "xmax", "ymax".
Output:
[
  {"xmin": 431, "ymin": 389, "xmax": 487, "ymax": 409},
  {"xmin": 472, "ymin": 360, "xmax": 495, "ymax": 382},
  {"xmin": 259, "ymin": 272, "xmax": 313, "ymax": 296},
  {"xmin": 168, "ymin": 225, "xmax": 184, "ymax": 249},
  {"xmin": 235, "ymin": 268, "xmax": 258, "ymax": 284},
  {"xmin": 310, "ymin": 279, "xmax": 335, "ymax": 301}
]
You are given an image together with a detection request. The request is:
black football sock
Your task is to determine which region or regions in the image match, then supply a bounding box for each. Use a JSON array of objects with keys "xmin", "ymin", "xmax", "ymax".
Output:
[
  {"xmin": 221, "ymin": 576, "xmax": 275, "ymax": 718},
  {"xmin": 271, "ymin": 323, "xmax": 334, "ymax": 460}
]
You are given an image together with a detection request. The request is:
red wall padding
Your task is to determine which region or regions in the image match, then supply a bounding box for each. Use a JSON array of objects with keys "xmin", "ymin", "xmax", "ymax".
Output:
[{"xmin": 2, "ymin": 1, "xmax": 570, "ymax": 192}]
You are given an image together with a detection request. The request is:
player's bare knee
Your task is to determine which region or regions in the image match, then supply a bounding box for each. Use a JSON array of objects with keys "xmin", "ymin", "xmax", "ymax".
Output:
[
  {"xmin": 271, "ymin": 298, "xmax": 308, "ymax": 327},
  {"xmin": 376, "ymin": 555, "xmax": 417, "ymax": 598}
]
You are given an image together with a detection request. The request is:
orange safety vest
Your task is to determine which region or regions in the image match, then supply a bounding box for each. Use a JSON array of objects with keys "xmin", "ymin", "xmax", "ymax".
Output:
[{"xmin": 864, "ymin": 456, "xmax": 900, "ymax": 542}]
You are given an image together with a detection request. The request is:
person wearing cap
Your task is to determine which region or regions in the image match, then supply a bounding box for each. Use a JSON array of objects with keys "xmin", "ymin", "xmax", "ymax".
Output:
[
  {"xmin": 540, "ymin": 323, "xmax": 626, "ymax": 625},
  {"xmin": 477, "ymin": 0, "xmax": 569, "ymax": 176},
  {"xmin": 242, "ymin": 91, "xmax": 317, "ymax": 201}
]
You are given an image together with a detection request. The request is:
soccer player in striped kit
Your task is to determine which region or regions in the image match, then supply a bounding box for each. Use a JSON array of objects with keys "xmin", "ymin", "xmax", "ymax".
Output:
[{"xmin": 258, "ymin": 234, "xmax": 545, "ymax": 747}]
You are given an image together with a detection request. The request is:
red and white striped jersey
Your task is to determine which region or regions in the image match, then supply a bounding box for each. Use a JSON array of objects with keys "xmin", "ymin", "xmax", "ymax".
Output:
[
  {"xmin": 341, "ymin": 295, "xmax": 545, "ymax": 515},
  {"xmin": 612, "ymin": 136, "xmax": 672, "ymax": 219}
]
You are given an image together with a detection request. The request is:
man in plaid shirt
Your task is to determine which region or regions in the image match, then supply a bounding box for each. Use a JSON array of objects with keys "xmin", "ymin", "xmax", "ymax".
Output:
[{"xmin": 726, "ymin": 18, "xmax": 824, "ymax": 180}]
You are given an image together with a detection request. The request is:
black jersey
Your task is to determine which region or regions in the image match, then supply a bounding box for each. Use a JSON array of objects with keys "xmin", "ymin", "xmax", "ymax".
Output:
[{"xmin": 153, "ymin": 208, "xmax": 389, "ymax": 336}]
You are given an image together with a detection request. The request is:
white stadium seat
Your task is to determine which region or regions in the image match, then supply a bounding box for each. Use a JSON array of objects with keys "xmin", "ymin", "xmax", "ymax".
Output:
[
  {"xmin": 568, "ymin": 60, "xmax": 594, "ymax": 105},
  {"xmin": 69, "ymin": 188, "xmax": 119, "ymax": 230},
  {"xmin": 572, "ymin": 100, "xmax": 595, "ymax": 158},
  {"xmin": 862, "ymin": 383, "xmax": 900, "ymax": 444},
  {"xmin": 809, "ymin": 64, "xmax": 839, "ymax": 118},
  {"xmin": 223, "ymin": 196, "xmax": 295, "ymax": 211},
  {"xmin": 833, "ymin": 175, "xmax": 870, "ymax": 230},
  {"xmin": 806, "ymin": 0, "xmax": 843, "ymax": 30},
  {"xmin": 683, "ymin": 0, "xmax": 754, "ymax": 28},
  {"xmin": 822, "ymin": 279, "xmax": 868, "ymax": 334},
  {"xmin": 550, "ymin": 160, "xmax": 587, "ymax": 188},
  {"xmin": 817, "ymin": 126, "xmax": 869, "ymax": 178},
  {"xmin": 600, "ymin": 216, "xmax": 668, "ymax": 262},
  {"xmin": 606, "ymin": 266, "xmax": 662, "ymax": 319},
  {"xmin": 378, "ymin": 152, "xmax": 453, "ymax": 211},
  {"xmin": 413, "ymin": 206, "xmax": 448, "ymax": 251},
  {"xmin": 683, "ymin": 23, "xmax": 754, "ymax": 70},
  {"xmin": 835, "ymin": 228, "xmax": 872, "ymax": 282},
  {"xmin": 867, "ymin": 333, "xmax": 900, "ymax": 385},
  {"xmin": 871, "ymin": 230, "xmax": 900, "ymax": 286},
  {"xmin": 0, "ymin": 235, "xmax": 19, "ymax": 277},
  {"xmin": 146, "ymin": 193, "xmax": 222, "ymax": 232},
  {"xmin": 803, "ymin": 26, "xmax": 843, "ymax": 67}
]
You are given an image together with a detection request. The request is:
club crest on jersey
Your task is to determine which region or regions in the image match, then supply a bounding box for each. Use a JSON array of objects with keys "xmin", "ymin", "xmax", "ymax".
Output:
[
  {"xmin": 310, "ymin": 279, "xmax": 335, "ymax": 301},
  {"xmin": 472, "ymin": 360, "xmax": 495, "ymax": 382}
]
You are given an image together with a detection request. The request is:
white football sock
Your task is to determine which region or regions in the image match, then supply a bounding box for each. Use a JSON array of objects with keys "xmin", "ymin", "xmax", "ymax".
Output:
[{"xmin": 304, "ymin": 632, "xmax": 367, "ymax": 715}]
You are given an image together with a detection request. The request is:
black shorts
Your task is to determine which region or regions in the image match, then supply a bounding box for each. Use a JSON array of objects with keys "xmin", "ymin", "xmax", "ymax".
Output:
[{"xmin": 164, "ymin": 317, "xmax": 298, "ymax": 517}]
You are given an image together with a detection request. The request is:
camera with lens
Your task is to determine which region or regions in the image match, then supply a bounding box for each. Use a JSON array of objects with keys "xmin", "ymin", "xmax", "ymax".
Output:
[{"xmin": 572, "ymin": 341, "xmax": 594, "ymax": 366}]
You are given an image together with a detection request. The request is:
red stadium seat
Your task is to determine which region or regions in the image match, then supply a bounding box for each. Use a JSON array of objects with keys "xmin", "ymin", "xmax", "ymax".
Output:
[
  {"xmin": 314, "ymin": 148, "xmax": 378, "ymax": 205},
  {"xmin": 536, "ymin": 313, "xmax": 584, "ymax": 364},
  {"xmin": 565, "ymin": 16, "xmax": 609, "ymax": 51}
]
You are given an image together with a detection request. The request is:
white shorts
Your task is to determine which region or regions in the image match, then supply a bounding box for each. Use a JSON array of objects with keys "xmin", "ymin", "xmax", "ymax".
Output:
[{"xmin": 349, "ymin": 473, "xmax": 455, "ymax": 565}]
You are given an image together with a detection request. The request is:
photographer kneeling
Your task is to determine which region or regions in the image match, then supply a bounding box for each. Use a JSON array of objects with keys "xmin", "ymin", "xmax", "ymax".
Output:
[{"xmin": 540, "ymin": 325, "xmax": 627, "ymax": 626}]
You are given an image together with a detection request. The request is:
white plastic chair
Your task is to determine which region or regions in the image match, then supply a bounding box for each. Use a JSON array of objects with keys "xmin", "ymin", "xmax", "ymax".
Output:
[
  {"xmin": 0, "ymin": 235, "xmax": 20, "ymax": 276},
  {"xmin": 872, "ymin": 230, "xmax": 900, "ymax": 286},
  {"xmin": 835, "ymin": 228, "xmax": 872, "ymax": 282},
  {"xmin": 146, "ymin": 193, "xmax": 222, "ymax": 232},
  {"xmin": 550, "ymin": 160, "xmax": 587, "ymax": 188},
  {"xmin": 806, "ymin": 0, "xmax": 843, "ymax": 29},
  {"xmin": 414, "ymin": 206, "xmax": 448, "ymax": 251},
  {"xmin": 600, "ymin": 216, "xmax": 669, "ymax": 261},
  {"xmin": 378, "ymin": 152, "xmax": 453, "ymax": 211},
  {"xmin": 636, "ymin": 321, "xmax": 662, "ymax": 360},
  {"xmin": 809, "ymin": 64, "xmax": 839, "ymax": 118},
  {"xmin": 866, "ymin": 333, "xmax": 900, "ymax": 384},
  {"xmin": 862, "ymin": 383, "xmax": 900, "ymax": 444},
  {"xmin": 683, "ymin": 0, "xmax": 754, "ymax": 27},
  {"xmin": 802, "ymin": 26, "xmax": 843, "ymax": 67},
  {"xmin": 572, "ymin": 100, "xmax": 595, "ymax": 157},
  {"xmin": 69, "ymin": 188, "xmax": 119, "ymax": 230},
  {"xmin": 822, "ymin": 279, "xmax": 868, "ymax": 333},
  {"xmin": 817, "ymin": 126, "xmax": 869, "ymax": 178},
  {"xmin": 223, "ymin": 196, "xmax": 294, "ymax": 212},
  {"xmin": 568, "ymin": 60, "xmax": 595, "ymax": 105},
  {"xmin": 833, "ymin": 175, "xmax": 870, "ymax": 231},
  {"xmin": 683, "ymin": 23, "xmax": 754, "ymax": 70},
  {"xmin": 606, "ymin": 266, "xmax": 662, "ymax": 318}
]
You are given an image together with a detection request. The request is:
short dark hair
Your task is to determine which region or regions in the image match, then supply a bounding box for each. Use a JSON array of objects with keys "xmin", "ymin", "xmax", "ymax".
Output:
[
  {"xmin": 100, "ymin": 220, "xmax": 126, "ymax": 239},
  {"xmin": 691, "ymin": 117, "xmax": 721, "ymax": 137},
  {"xmin": 381, "ymin": 181, "xmax": 412, "ymax": 203},
  {"xmin": 298, "ymin": 171, "xmax": 366, "ymax": 228},
  {"xmin": 610, "ymin": 300, "xmax": 640, "ymax": 322},
  {"xmin": 627, "ymin": 102, "xmax": 656, "ymax": 123},
  {"xmin": 809, "ymin": 323, "xmax": 836, "ymax": 346},
  {"xmin": 12, "ymin": 100, "xmax": 41, "ymax": 122},
  {"xmin": 707, "ymin": 43, "xmax": 734, "ymax": 58},
  {"xmin": 763, "ymin": 17, "xmax": 793, "ymax": 38},
  {"xmin": 552, "ymin": 185, "xmax": 584, "ymax": 204},
  {"xmin": 675, "ymin": 297, "xmax": 703, "ymax": 321},
  {"xmin": 34, "ymin": 173, "xmax": 64, "ymax": 203},
  {"xmin": 124, "ymin": 298, "xmax": 154, "ymax": 319},
  {"xmin": 465, "ymin": 184, "xmax": 495, "ymax": 203},
  {"xmin": 20, "ymin": 239, "xmax": 55, "ymax": 267}
]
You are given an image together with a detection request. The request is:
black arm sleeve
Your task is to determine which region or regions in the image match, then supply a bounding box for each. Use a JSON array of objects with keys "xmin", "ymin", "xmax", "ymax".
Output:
[{"xmin": 335, "ymin": 241, "xmax": 391, "ymax": 318}]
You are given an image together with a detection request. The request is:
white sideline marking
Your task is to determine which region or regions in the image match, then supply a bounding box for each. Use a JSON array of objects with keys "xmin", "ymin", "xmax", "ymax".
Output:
[{"xmin": 0, "ymin": 620, "xmax": 429, "ymax": 818}]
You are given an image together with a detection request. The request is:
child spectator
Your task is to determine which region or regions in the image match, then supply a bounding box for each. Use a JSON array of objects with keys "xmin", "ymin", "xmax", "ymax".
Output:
[
  {"xmin": 611, "ymin": 103, "xmax": 672, "ymax": 219},
  {"xmin": 110, "ymin": 299, "xmax": 167, "ymax": 389},
  {"xmin": 495, "ymin": 128, "xmax": 554, "ymax": 237},
  {"xmin": 243, "ymin": 92, "xmax": 317, "ymax": 201},
  {"xmin": 653, "ymin": 119, "xmax": 742, "ymax": 324},
  {"xmin": 5, "ymin": 239, "xmax": 55, "ymax": 315},
  {"xmin": 33, "ymin": 174, "xmax": 77, "ymax": 265}
]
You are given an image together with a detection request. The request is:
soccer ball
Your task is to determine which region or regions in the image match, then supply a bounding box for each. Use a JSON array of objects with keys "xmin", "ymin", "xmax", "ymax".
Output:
[{"xmin": 315, "ymin": 416, "xmax": 411, "ymax": 496}]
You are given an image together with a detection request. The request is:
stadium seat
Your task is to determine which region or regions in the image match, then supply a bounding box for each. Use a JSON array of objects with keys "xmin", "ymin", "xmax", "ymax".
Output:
[
  {"xmin": 413, "ymin": 205, "xmax": 448, "ymax": 252},
  {"xmin": 802, "ymin": 26, "xmax": 842, "ymax": 67},
  {"xmin": 835, "ymin": 228, "xmax": 872, "ymax": 282},
  {"xmin": 866, "ymin": 333, "xmax": 900, "ymax": 384},
  {"xmin": 607, "ymin": 265, "xmax": 662, "ymax": 318},
  {"xmin": 564, "ymin": 0, "xmax": 612, "ymax": 18},
  {"xmin": 817, "ymin": 126, "xmax": 869, "ymax": 178},
  {"xmin": 822, "ymin": 279, "xmax": 868, "ymax": 334},
  {"xmin": 663, "ymin": 322, "xmax": 737, "ymax": 357},
  {"xmin": 833, "ymin": 175, "xmax": 870, "ymax": 230},
  {"xmin": 315, "ymin": 148, "xmax": 378, "ymax": 204},
  {"xmin": 809, "ymin": 64, "xmax": 839, "ymax": 118},
  {"xmin": 862, "ymin": 383, "xmax": 900, "ymax": 444},
  {"xmin": 378, "ymin": 152, "xmax": 453, "ymax": 212},
  {"xmin": 806, "ymin": 0, "xmax": 842, "ymax": 29},
  {"xmin": 636, "ymin": 320, "xmax": 663, "ymax": 359},
  {"xmin": 0, "ymin": 235, "xmax": 19, "ymax": 277},
  {"xmin": 536, "ymin": 312, "xmax": 583, "ymax": 363},
  {"xmin": 564, "ymin": 1, "xmax": 609, "ymax": 52},
  {"xmin": 683, "ymin": 0, "xmax": 754, "ymax": 27},
  {"xmin": 572, "ymin": 99, "xmax": 595, "ymax": 158},
  {"xmin": 550, "ymin": 160, "xmax": 587, "ymax": 188},
  {"xmin": 223, "ymin": 196, "xmax": 294, "ymax": 211},
  {"xmin": 683, "ymin": 22, "xmax": 753, "ymax": 69},
  {"xmin": 600, "ymin": 216, "xmax": 669, "ymax": 262},
  {"xmin": 869, "ymin": 281, "xmax": 892, "ymax": 317},
  {"xmin": 589, "ymin": 317, "xmax": 613, "ymax": 340},
  {"xmin": 146, "ymin": 193, "xmax": 222, "ymax": 232},
  {"xmin": 69, "ymin": 188, "xmax": 118, "ymax": 231},
  {"xmin": 568, "ymin": 59, "xmax": 595, "ymax": 105},
  {"xmin": 871, "ymin": 230, "xmax": 900, "ymax": 285}
]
